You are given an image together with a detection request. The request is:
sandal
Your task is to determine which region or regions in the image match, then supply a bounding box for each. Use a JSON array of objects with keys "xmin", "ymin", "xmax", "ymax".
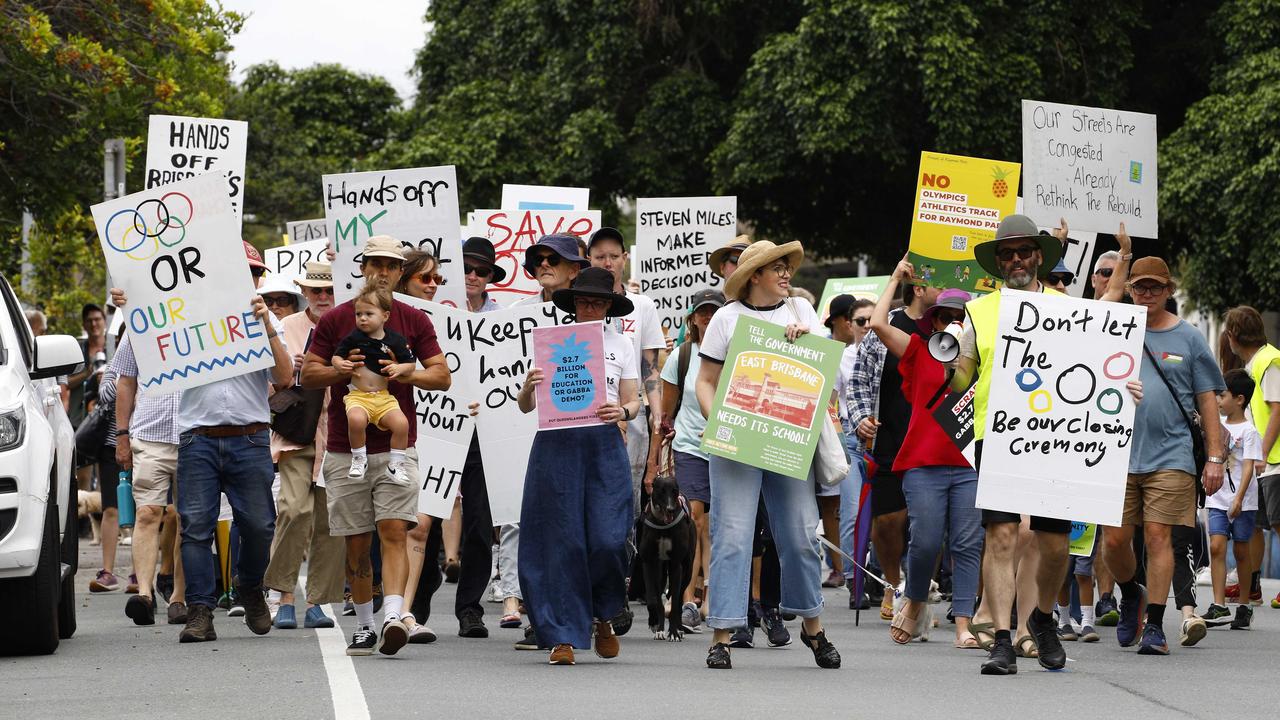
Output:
[
  {"xmin": 1015, "ymin": 634, "xmax": 1038, "ymax": 658},
  {"xmin": 500, "ymin": 612, "xmax": 522, "ymax": 629},
  {"xmin": 954, "ymin": 632, "xmax": 979, "ymax": 649},
  {"xmin": 890, "ymin": 608, "xmax": 919, "ymax": 645},
  {"xmin": 800, "ymin": 628, "xmax": 841, "ymax": 669},
  {"xmin": 706, "ymin": 642, "xmax": 732, "ymax": 669},
  {"xmin": 969, "ymin": 621, "xmax": 996, "ymax": 650}
]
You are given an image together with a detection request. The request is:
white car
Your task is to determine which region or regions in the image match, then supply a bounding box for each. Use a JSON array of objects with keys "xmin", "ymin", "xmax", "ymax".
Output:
[{"xmin": 0, "ymin": 273, "xmax": 83, "ymax": 654}]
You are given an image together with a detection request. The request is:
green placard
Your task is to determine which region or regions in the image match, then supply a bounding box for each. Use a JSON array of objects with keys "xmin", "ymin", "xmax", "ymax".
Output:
[
  {"xmin": 700, "ymin": 316, "xmax": 843, "ymax": 479},
  {"xmin": 1069, "ymin": 521, "xmax": 1098, "ymax": 557},
  {"xmin": 816, "ymin": 276, "xmax": 891, "ymax": 325}
]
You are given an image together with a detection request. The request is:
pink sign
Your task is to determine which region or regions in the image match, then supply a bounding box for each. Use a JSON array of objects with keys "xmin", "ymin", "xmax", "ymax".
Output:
[{"xmin": 532, "ymin": 322, "xmax": 606, "ymax": 431}]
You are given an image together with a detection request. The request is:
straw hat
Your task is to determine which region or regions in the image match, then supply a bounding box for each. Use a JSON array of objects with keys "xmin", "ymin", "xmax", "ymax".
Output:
[
  {"xmin": 709, "ymin": 235, "xmax": 752, "ymax": 279},
  {"xmin": 723, "ymin": 240, "xmax": 804, "ymax": 300},
  {"xmin": 294, "ymin": 261, "xmax": 333, "ymax": 289}
]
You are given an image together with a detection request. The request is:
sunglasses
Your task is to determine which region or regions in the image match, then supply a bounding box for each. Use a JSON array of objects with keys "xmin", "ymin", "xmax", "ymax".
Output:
[
  {"xmin": 251, "ymin": 267, "xmax": 267, "ymax": 278},
  {"xmin": 1046, "ymin": 273, "xmax": 1073, "ymax": 286},
  {"xmin": 934, "ymin": 310, "xmax": 965, "ymax": 325},
  {"xmin": 574, "ymin": 297, "xmax": 610, "ymax": 310},
  {"xmin": 1128, "ymin": 282, "xmax": 1168, "ymax": 297},
  {"xmin": 850, "ymin": 316, "xmax": 869, "ymax": 327},
  {"xmin": 725, "ymin": 255, "xmax": 741, "ymax": 265},
  {"xmin": 305, "ymin": 286, "xmax": 335, "ymax": 296},
  {"xmin": 464, "ymin": 264, "xmax": 494, "ymax": 278},
  {"xmin": 995, "ymin": 245, "xmax": 1038, "ymax": 262},
  {"xmin": 1094, "ymin": 267, "xmax": 1114, "ymax": 278},
  {"xmin": 416, "ymin": 272, "xmax": 446, "ymax": 285},
  {"xmin": 262, "ymin": 295, "xmax": 295, "ymax": 307},
  {"xmin": 526, "ymin": 253, "xmax": 563, "ymax": 270}
]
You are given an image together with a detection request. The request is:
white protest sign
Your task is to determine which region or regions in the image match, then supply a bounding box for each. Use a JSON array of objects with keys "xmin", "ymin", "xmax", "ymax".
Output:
[
  {"xmin": 90, "ymin": 173, "xmax": 273, "ymax": 393},
  {"xmin": 394, "ymin": 294, "xmax": 475, "ymax": 519},
  {"xmin": 500, "ymin": 184, "xmax": 589, "ymax": 211},
  {"xmin": 471, "ymin": 301, "xmax": 572, "ymax": 524},
  {"xmin": 322, "ymin": 166, "xmax": 464, "ymax": 307},
  {"xmin": 467, "ymin": 209, "xmax": 601, "ymax": 306},
  {"xmin": 263, "ymin": 239, "xmax": 328, "ymax": 285},
  {"xmin": 1016, "ymin": 196, "xmax": 1097, "ymax": 299},
  {"xmin": 977, "ymin": 289, "xmax": 1145, "ymax": 526},
  {"xmin": 286, "ymin": 218, "xmax": 328, "ymax": 244},
  {"xmin": 145, "ymin": 115, "xmax": 247, "ymax": 225},
  {"xmin": 634, "ymin": 197, "xmax": 736, "ymax": 333},
  {"xmin": 1021, "ymin": 100, "xmax": 1158, "ymax": 238}
]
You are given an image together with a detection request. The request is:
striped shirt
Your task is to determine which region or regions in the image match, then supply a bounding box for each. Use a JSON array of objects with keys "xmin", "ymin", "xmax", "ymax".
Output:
[{"xmin": 106, "ymin": 334, "xmax": 182, "ymax": 445}]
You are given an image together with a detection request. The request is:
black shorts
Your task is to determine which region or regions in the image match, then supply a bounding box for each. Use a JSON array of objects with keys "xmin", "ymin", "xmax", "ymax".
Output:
[
  {"xmin": 973, "ymin": 440, "xmax": 1070, "ymax": 534},
  {"xmin": 1258, "ymin": 475, "xmax": 1280, "ymax": 530},
  {"xmin": 870, "ymin": 468, "xmax": 907, "ymax": 517},
  {"xmin": 97, "ymin": 456, "xmax": 121, "ymax": 511}
]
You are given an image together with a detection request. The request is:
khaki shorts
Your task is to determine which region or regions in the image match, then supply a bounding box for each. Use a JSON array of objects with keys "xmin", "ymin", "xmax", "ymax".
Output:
[
  {"xmin": 323, "ymin": 449, "xmax": 419, "ymax": 536},
  {"xmin": 131, "ymin": 438, "xmax": 178, "ymax": 508},
  {"xmin": 1122, "ymin": 469, "xmax": 1196, "ymax": 527},
  {"xmin": 343, "ymin": 390, "xmax": 403, "ymax": 430}
]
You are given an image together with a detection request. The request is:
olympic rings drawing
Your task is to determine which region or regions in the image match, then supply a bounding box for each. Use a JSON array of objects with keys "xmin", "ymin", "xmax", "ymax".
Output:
[
  {"xmin": 1103, "ymin": 352, "xmax": 1136, "ymax": 380},
  {"xmin": 1096, "ymin": 388, "xmax": 1124, "ymax": 415},
  {"xmin": 105, "ymin": 192, "xmax": 194, "ymax": 260},
  {"xmin": 1015, "ymin": 368, "xmax": 1043, "ymax": 392},
  {"xmin": 1029, "ymin": 389, "xmax": 1053, "ymax": 413}
]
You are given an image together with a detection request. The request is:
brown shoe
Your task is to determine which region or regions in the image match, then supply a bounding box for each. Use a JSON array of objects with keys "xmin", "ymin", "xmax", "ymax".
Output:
[
  {"xmin": 179, "ymin": 605, "xmax": 217, "ymax": 643},
  {"xmin": 594, "ymin": 620, "xmax": 620, "ymax": 659},
  {"xmin": 549, "ymin": 644, "xmax": 575, "ymax": 665},
  {"xmin": 238, "ymin": 584, "xmax": 272, "ymax": 635},
  {"xmin": 167, "ymin": 601, "xmax": 188, "ymax": 625}
]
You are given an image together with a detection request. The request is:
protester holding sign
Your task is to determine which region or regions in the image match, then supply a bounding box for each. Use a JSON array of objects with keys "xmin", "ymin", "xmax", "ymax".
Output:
[
  {"xmin": 694, "ymin": 239, "xmax": 840, "ymax": 671},
  {"xmin": 302, "ymin": 236, "xmax": 451, "ymax": 657},
  {"xmin": 514, "ymin": 267, "xmax": 639, "ymax": 665},
  {"xmin": 870, "ymin": 259, "xmax": 982, "ymax": 649},
  {"xmin": 257, "ymin": 274, "xmax": 303, "ymax": 321}
]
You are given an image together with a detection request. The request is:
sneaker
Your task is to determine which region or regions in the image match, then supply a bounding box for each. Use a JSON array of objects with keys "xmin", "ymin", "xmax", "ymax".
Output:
[
  {"xmin": 378, "ymin": 618, "xmax": 408, "ymax": 655},
  {"xmin": 822, "ymin": 569, "xmax": 843, "ymax": 588},
  {"xmin": 487, "ymin": 582, "xmax": 503, "ymax": 604},
  {"xmin": 408, "ymin": 624, "xmax": 437, "ymax": 644},
  {"xmin": 125, "ymin": 573, "xmax": 139, "ymax": 594},
  {"xmin": 156, "ymin": 573, "xmax": 175, "ymax": 604},
  {"xmin": 89, "ymin": 569, "xmax": 120, "ymax": 592},
  {"xmin": 609, "ymin": 607, "xmax": 633, "ymax": 636},
  {"xmin": 549, "ymin": 644, "xmax": 575, "ymax": 665},
  {"xmin": 387, "ymin": 464, "xmax": 411, "ymax": 486},
  {"xmin": 729, "ymin": 625, "xmax": 755, "ymax": 649},
  {"xmin": 1230, "ymin": 605, "xmax": 1253, "ymax": 630},
  {"xmin": 304, "ymin": 606, "xmax": 335, "ymax": 629},
  {"xmin": 761, "ymin": 607, "xmax": 791, "ymax": 647},
  {"xmin": 346, "ymin": 627, "xmax": 377, "ymax": 656},
  {"xmin": 348, "ymin": 454, "xmax": 367, "ymax": 479},
  {"xmin": 1180, "ymin": 616, "xmax": 1207, "ymax": 646},
  {"xmin": 1079, "ymin": 624, "xmax": 1099, "ymax": 642},
  {"xmin": 1136, "ymin": 623, "xmax": 1169, "ymax": 655},
  {"xmin": 238, "ymin": 584, "xmax": 271, "ymax": 635},
  {"xmin": 1272, "ymin": 592, "xmax": 1280, "ymax": 609},
  {"xmin": 274, "ymin": 604, "xmax": 298, "ymax": 630},
  {"xmin": 443, "ymin": 559, "xmax": 461, "ymax": 583},
  {"xmin": 178, "ymin": 604, "xmax": 217, "ymax": 643},
  {"xmin": 1096, "ymin": 594, "xmax": 1120, "ymax": 626},
  {"xmin": 167, "ymin": 601, "xmax": 188, "ymax": 625},
  {"xmin": 706, "ymin": 642, "xmax": 732, "ymax": 669},
  {"xmin": 458, "ymin": 608, "xmax": 489, "ymax": 638},
  {"xmin": 980, "ymin": 638, "xmax": 1018, "ymax": 675},
  {"xmin": 125, "ymin": 594, "xmax": 156, "ymax": 626},
  {"xmin": 1116, "ymin": 584, "xmax": 1147, "ymax": 647},
  {"xmin": 342, "ymin": 593, "xmax": 355, "ymax": 616},
  {"xmin": 1029, "ymin": 610, "xmax": 1066, "ymax": 670},
  {"xmin": 1203, "ymin": 603, "xmax": 1231, "ymax": 621},
  {"xmin": 1057, "ymin": 622, "xmax": 1078, "ymax": 641},
  {"xmin": 1225, "ymin": 582, "xmax": 1240, "ymax": 600},
  {"xmin": 594, "ymin": 620, "xmax": 620, "ymax": 659},
  {"xmin": 799, "ymin": 627, "xmax": 841, "ymax": 669},
  {"xmin": 681, "ymin": 602, "xmax": 702, "ymax": 633},
  {"xmin": 514, "ymin": 624, "xmax": 540, "ymax": 650},
  {"xmin": 1248, "ymin": 588, "xmax": 1263, "ymax": 606}
]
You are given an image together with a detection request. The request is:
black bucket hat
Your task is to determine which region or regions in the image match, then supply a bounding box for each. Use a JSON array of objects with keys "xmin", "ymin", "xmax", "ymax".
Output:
[
  {"xmin": 552, "ymin": 267, "xmax": 634, "ymax": 317},
  {"xmin": 462, "ymin": 236, "xmax": 507, "ymax": 283}
]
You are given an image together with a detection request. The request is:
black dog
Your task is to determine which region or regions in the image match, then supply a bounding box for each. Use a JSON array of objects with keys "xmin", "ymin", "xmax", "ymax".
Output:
[{"xmin": 637, "ymin": 472, "xmax": 695, "ymax": 641}]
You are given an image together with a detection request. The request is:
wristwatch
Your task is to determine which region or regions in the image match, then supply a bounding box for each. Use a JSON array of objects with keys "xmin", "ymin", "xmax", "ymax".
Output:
[
  {"xmin": 1207, "ymin": 456, "xmax": 1225, "ymax": 464},
  {"xmin": 622, "ymin": 406, "xmax": 632, "ymax": 422}
]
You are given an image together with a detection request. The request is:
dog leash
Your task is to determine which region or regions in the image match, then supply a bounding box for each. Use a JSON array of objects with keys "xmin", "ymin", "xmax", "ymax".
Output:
[{"xmin": 816, "ymin": 535, "xmax": 898, "ymax": 597}]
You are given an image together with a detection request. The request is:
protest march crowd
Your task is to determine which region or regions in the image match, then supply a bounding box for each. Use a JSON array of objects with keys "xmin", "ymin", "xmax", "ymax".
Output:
[{"xmin": 34, "ymin": 104, "xmax": 1279, "ymax": 676}]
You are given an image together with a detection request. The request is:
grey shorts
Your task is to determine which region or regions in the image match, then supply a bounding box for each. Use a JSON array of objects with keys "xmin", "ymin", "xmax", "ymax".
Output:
[
  {"xmin": 323, "ymin": 449, "xmax": 419, "ymax": 535},
  {"xmin": 1258, "ymin": 474, "xmax": 1280, "ymax": 530}
]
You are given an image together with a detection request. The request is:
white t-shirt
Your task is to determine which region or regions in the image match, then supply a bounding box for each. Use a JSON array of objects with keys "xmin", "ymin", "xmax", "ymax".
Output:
[
  {"xmin": 603, "ymin": 331, "xmax": 637, "ymax": 405},
  {"xmin": 699, "ymin": 297, "xmax": 822, "ymax": 364},
  {"xmin": 605, "ymin": 292, "xmax": 665, "ymax": 379},
  {"xmin": 661, "ymin": 342, "xmax": 706, "ymax": 459},
  {"xmin": 837, "ymin": 342, "xmax": 859, "ymax": 422},
  {"xmin": 1208, "ymin": 418, "xmax": 1263, "ymax": 511}
]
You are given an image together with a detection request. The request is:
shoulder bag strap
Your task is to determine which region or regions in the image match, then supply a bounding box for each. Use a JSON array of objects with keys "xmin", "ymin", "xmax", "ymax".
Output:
[{"xmin": 1141, "ymin": 344, "xmax": 1199, "ymax": 436}]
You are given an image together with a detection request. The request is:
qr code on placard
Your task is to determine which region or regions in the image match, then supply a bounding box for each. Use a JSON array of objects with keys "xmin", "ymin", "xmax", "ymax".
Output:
[
  {"xmin": 951, "ymin": 235, "xmax": 967, "ymax": 251},
  {"xmin": 716, "ymin": 426, "xmax": 733, "ymax": 442}
]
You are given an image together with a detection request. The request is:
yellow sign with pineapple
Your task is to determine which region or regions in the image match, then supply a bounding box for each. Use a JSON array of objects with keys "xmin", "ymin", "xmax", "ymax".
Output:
[{"xmin": 907, "ymin": 151, "xmax": 1021, "ymax": 294}]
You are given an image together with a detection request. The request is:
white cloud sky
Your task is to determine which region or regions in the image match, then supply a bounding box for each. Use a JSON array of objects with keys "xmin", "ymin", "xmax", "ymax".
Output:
[{"xmin": 221, "ymin": 0, "xmax": 430, "ymax": 102}]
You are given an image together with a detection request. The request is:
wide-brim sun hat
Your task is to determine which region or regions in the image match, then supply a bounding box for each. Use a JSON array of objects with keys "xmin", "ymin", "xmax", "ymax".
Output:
[
  {"xmin": 552, "ymin": 267, "xmax": 635, "ymax": 318},
  {"xmin": 918, "ymin": 288, "xmax": 972, "ymax": 334},
  {"xmin": 258, "ymin": 273, "xmax": 305, "ymax": 308},
  {"xmin": 972, "ymin": 214, "xmax": 1062, "ymax": 280},
  {"xmin": 723, "ymin": 240, "xmax": 805, "ymax": 300},
  {"xmin": 709, "ymin": 235, "xmax": 752, "ymax": 279},
  {"xmin": 523, "ymin": 233, "xmax": 591, "ymax": 274}
]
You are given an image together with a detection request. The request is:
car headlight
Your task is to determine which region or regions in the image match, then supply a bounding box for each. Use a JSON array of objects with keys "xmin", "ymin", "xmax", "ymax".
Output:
[{"xmin": 0, "ymin": 408, "xmax": 24, "ymax": 451}]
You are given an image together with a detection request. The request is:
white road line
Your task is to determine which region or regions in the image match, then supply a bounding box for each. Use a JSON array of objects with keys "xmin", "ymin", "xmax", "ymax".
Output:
[{"xmin": 301, "ymin": 574, "xmax": 370, "ymax": 720}]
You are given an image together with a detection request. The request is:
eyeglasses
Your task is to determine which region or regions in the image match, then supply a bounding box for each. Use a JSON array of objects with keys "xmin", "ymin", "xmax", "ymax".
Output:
[
  {"xmin": 851, "ymin": 316, "xmax": 869, "ymax": 327},
  {"xmin": 1128, "ymin": 282, "xmax": 1169, "ymax": 297},
  {"xmin": 765, "ymin": 263, "xmax": 792, "ymax": 276},
  {"xmin": 305, "ymin": 286, "xmax": 335, "ymax": 296},
  {"xmin": 934, "ymin": 310, "xmax": 965, "ymax": 325},
  {"xmin": 574, "ymin": 297, "xmax": 610, "ymax": 311},
  {"xmin": 1046, "ymin": 274, "xmax": 1073, "ymax": 286},
  {"xmin": 995, "ymin": 245, "xmax": 1038, "ymax": 262},
  {"xmin": 464, "ymin": 264, "xmax": 493, "ymax": 278},
  {"xmin": 262, "ymin": 295, "xmax": 295, "ymax": 307},
  {"xmin": 1093, "ymin": 267, "xmax": 1114, "ymax": 278},
  {"xmin": 416, "ymin": 272, "xmax": 446, "ymax": 285}
]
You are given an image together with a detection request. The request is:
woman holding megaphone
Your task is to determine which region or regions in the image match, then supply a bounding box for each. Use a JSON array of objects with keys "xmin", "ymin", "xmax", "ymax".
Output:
[{"xmin": 870, "ymin": 254, "xmax": 983, "ymax": 649}]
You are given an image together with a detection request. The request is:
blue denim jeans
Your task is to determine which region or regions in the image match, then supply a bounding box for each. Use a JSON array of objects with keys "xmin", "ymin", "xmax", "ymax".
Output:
[
  {"xmin": 707, "ymin": 455, "xmax": 824, "ymax": 629},
  {"xmin": 177, "ymin": 430, "xmax": 276, "ymax": 609},
  {"xmin": 839, "ymin": 436, "xmax": 865, "ymax": 580},
  {"xmin": 901, "ymin": 465, "xmax": 982, "ymax": 617}
]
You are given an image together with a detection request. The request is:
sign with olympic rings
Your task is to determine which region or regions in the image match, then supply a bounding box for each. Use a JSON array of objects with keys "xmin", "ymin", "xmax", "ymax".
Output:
[{"xmin": 976, "ymin": 288, "xmax": 1146, "ymax": 526}]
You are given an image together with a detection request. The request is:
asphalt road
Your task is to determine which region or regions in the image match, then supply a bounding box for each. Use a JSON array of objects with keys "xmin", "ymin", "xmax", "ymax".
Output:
[{"xmin": 4, "ymin": 541, "xmax": 1276, "ymax": 720}]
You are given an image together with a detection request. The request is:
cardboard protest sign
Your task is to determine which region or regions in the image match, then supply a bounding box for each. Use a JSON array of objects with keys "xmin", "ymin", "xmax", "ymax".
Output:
[
  {"xmin": 145, "ymin": 115, "xmax": 247, "ymax": 225},
  {"xmin": 286, "ymin": 218, "xmax": 328, "ymax": 245},
  {"xmin": 1021, "ymin": 100, "xmax": 1158, "ymax": 238},
  {"xmin": 500, "ymin": 184, "xmax": 589, "ymax": 211},
  {"xmin": 322, "ymin": 166, "xmax": 464, "ymax": 307},
  {"xmin": 816, "ymin": 276, "xmax": 890, "ymax": 326},
  {"xmin": 700, "ymin": 316, "xmax": 843, "ymax": 479},
  {"xmin": 393, "ymin": 294, "xmax": 475, "ymax": 519},
  {"xmin": 1069, "ymin": 521, "xmax": 1098, "ymax": 557},
  {"xmin": 466, "ymin": 302, "xmax": 573, "ymax": 524},
  {"xmin": 264, "ymin": 239, "xmax": 328, "ymax": 285},
  {"xmin": 931, "ymin": 376, "xmax": 977, "ymax": 468},
  {"xmin": 1015, "ymin": 196, "xmax": 1097, "ymax": 299},
  {"xmin": 91, "ymin": 173, "xmax": 273, "ymax": 393},
  {"xmin": 908, "ymin": 152, "xmax": 1020, "ymax": 294},
  {"xmin": 467, "ymin": 209, "xmax": 601, "ymax": 306},
  {"xmin": 976, "ymin": 289, "xmax": 1146, "ymax": 526},
  {"xmin": 634, "ymin": 197, "xmax": 737, "ymax": 333},
  {"xmin": 532, "ymin": 322, "xmax": 606, "ymax": 430}
]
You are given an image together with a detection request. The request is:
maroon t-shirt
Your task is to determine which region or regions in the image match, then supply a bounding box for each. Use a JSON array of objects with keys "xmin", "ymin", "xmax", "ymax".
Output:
[{"xmin": 310, "ymin": 299, "xmax": 443, "ymax": 454}]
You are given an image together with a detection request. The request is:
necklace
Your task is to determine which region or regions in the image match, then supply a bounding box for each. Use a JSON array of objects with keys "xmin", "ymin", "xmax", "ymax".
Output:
[{"xmin": 739, "ymin": 298, "xmax": 789, "ymax": 324}]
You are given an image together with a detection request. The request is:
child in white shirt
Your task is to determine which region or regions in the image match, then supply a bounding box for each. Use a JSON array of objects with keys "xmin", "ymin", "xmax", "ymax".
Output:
[{"xmin": 1205, "ymin": 369, "xmax": 1263, "ymax": 628}]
